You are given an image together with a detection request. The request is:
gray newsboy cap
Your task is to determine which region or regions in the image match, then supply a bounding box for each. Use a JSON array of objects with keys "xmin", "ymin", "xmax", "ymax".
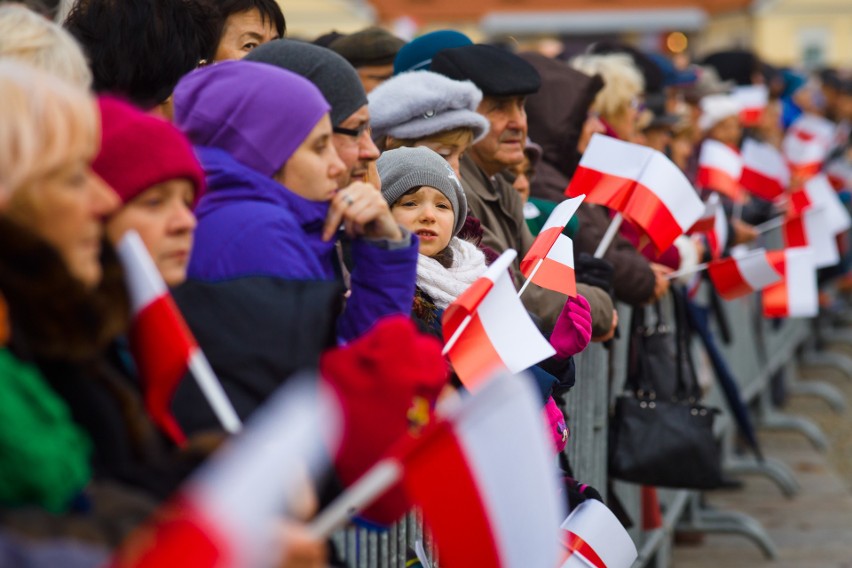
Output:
[
  {"xmin": 377, "ymin": 146, "xmax": 469, "ymax": 237},
  {"xmin": 368, "ymin": 70, "xmax": 489, "ymax": 143}
]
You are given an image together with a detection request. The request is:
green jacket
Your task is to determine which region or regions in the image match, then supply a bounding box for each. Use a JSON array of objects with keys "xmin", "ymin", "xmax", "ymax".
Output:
[{"xmin": 0, "ymin": 348, "xmax": 91, "ymax": 512}]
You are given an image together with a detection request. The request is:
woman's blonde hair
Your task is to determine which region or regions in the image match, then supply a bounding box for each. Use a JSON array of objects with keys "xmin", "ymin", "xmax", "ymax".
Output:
[
  {"xmin": 570, "ymin": 53, "xmax": 644, "ymax": 121},
  {"xmin": 384, "ymin": 127, "xmax": 475, "ymax": 152},
  {"xmin": 0, "ymin": 3, "xmax": 92, "ymax": 89},
  {"xmin": 0, "ymin": 60, "xmax": 98, "ymax": 205}
]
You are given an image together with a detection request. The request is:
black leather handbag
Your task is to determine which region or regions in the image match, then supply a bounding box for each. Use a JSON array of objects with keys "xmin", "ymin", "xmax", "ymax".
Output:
[{"xmin": 608, "ymin": 288, "xmax": 723, "ymax": 490}]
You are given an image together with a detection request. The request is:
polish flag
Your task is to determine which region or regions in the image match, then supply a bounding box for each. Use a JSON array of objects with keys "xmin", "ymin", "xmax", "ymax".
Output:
[
  {"xmin": 442, "ymin": 250, "xmax": 555, "ymax": 390},
  {"xmin": 783, "ymin": 114, "xmax": 836, "ymax": 179},
  {"xmin": 697, "ymin": 139, "xmax": 744, "ymax": 202},
  {"xmin": 782, "ymin": 207, "xmax": 840, "ymax": 268},
  {"xmin": 732, "ymin": 85, "xmax": 768, "ymax": 126},
  {"xmin": 560, "ymin": 500, "xmax": 637, "ymax": 568},
  {"xmin": 740, "ymin": 138, "xmax": 790, "ymax": 200},
  {"xmin": 799, "ymin": 174, "xmax": 852, "ymax": 235},
  {"xmin": 688, "ymin": 193, "xmax": 720, "ymax": 234},
  {"xmin": 763, "ymin": 248, "xmax": 818, "ymax": 318},
  {"xmin": 520, "ymin": 195, "xmax": 585, "ymax": 296},
  {"xmin": 397, "ymin": 372, "xmax": 564, "ymax": 568},
  {"xmin": 707, "ymin": 248, "xmax": 781, "ymax": 300},
  {"xmin": 109, "ymin": 379, "xmax": 339, "ymax": 568},
  {"xmin": 117, "ymin": 231, "xmax": 241, "ymax": 444},
  {"xmin": 705, "ymin": 202, "xmax": 729, "ymax": 260},
  {"xmin": 567, "ymin": 133, "xmax": 704, "ymax": 252}
]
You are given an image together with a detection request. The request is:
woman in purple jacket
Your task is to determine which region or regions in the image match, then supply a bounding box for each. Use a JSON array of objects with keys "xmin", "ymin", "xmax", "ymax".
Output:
[{"xmin": 170, "ymin": 60, "xmax": 419, "ymax": 431}]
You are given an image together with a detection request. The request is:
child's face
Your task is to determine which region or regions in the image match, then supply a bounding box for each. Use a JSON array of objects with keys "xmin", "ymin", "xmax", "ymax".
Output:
[
  {"xmin": 391, "ymin": 186, "xmax": 455, "ymax": 257},
  {"xmin": 509, "ymin": 156, "xmax": 532, "ymax": 203}
]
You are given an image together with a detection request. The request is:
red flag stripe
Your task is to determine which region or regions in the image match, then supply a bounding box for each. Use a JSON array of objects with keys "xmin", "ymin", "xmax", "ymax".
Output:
[
  {"xmin": 442, "ymin": 278, "xmax": 494, "ymax": 339},
  {"xmin": 697, "ymin": 167, "xmax": 743, "ymax": 202},
  {"xmin": 562, "ymin": 532, "xmax": 607, "ymax": 568},
  {"xmin": 567, "ymin": 166, "xmax": 633, "ymax": 212},
  {"xmin": 401, "ymin": 422, "xmax": 503, "ymax": 568},
  {"xmin": 740, "ymin": 108, "xmax": 763, "ymax": 126},
  {"xmin": 740, "ymin": 167, "xmax": 785, "ymax": 201},
  {"xmin": 622, "ymin": 180, "xmax": 683, "ymax": 253},
  {"xmin": 521, "ymin": 226, "xmax": 562, "ymax": 276},
  {"xmin": 533, "ymin": 262, "xmax": 576, "ymax": 298},
  {"xmin": 783, "ymin": 216, "xmax": 808, "ymax": 248},
  {"xmin": 446, "ymin": 314, "xmax": 506, "ymax": 392},
  {"xmin": 707, "ymin": 257, "xmax": 753, "ymax": 300}
]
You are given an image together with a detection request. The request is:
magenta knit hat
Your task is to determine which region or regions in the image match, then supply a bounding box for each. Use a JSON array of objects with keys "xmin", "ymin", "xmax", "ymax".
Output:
[{"xmin": 94, "ymin": 96, "xmax": 206, "ymax": 206}]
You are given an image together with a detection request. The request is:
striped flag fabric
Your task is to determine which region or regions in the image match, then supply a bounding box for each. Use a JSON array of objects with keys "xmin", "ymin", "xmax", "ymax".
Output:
[
  {"xmin": 826, "ymin": 158, "xmax": 852, "ymax": 191},
  {"xmin": 697, "ymin": 139, "xmax": 744, "ymax": 202},
  {"xmin": 397, "ymin": 372, "xmax": 564, "ymax": 568},
  {"xmin": 798, "ymin": 174, "xmax": 852, "ymax": 235},
  {"xmin": 442, "ymin": 250, "xmax": 555, "ymax": 390},
  {"xmin": 117, "ymin": 231, "xmax": 241, "ymax": 443},
  {"xmin": 782, "ymin": 207, "xmax": 840, "ymax": 269},
  {"xmin": 109, "ymin": 378, "xmax": 338, "ymax": 568},
  {"xmin": 707, "ymin": 248, "xmax": 781, "ymax": 300},
  {"xmin": 740, "ymin": 138, "xmax": 790, "ymax": 201},
  {"xmin": 566, "ymin": 133, "xmax": 704, "ymax": 252},
  {"xmin": 688, "ymin": 193, "xmax": 720, "ymax": 234},
  {"xmin": 732, "ymin": 85, "xmax": 768, "ymax": 126},
  {"xmin": 783, "ymin": 113, "xmax": 836, "ymax": 179},
  {"xmin": 520, "ymin": 195, "xmax": 585, "ymax": 296},
  {"xmin": 763, "ymin": 248, "xmax": 818, "ymax": 318},
  {"xmin": 560, "ymin": 500, "xmax": 637, "ymax": 568}
]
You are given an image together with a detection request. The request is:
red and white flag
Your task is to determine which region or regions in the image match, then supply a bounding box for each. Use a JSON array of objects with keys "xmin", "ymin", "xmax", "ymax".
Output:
[
  {"xmin": 567, "ymin": 133, "xmax": 704, "ymax": 252},
  {"xmin": 763, "ymin": 248, "xmax": 818, "ymax": 318},
  {"xmin": 117, "ymin": 231, "xmax": 241, "ymax": 444},
  {"xmin": 397, "ymin": 372, "xmax": 564, "ymax": 568},
  {"xmin": 826, "ymin": 158, "xmax": 852, "ymax": 191},
  {"xmin": 707, "ymin": 248, "xmax": 781, "ymax": 300},
  {"xmin": 783, "ymin": 113, "xmax": 836, "ymax": 179},
  {"xmin": 688, "ymin": 193, "xmax": 720, "ymax": 234},
  {"xmin": 688, "ymin": 193, "xmax": 728, "ymax": 259},
  {"xmin": 109, "ymin": 379, "xmax": 339, "ymax": 568},
  {"xmin": 697, "ymin": 139, "xmax": 744, "ymax": 202},
  {"xmin": 740, "ymin": 138, "xmax": 790, "ymax": 201},
  {"xmin": 520, "ymin": 195, "xmax": 585, "ymax": 296},
  {"xmin": 442, "ymin": 250, "xmax": 555, "ymax": 390},
  {"xmin": 732, "ymin": 85, "xmax": 768, "ymax": 127},
  {"xmin": 798, "ymin": 174, "xmax": 852, "ymax": 235},
  {"xmin": 560, "ymin": 500, "xmax": 637, "ymax": 568},
  {"xmin": 782, "ymin": 207, "xmax": 840, "ymax": 268}
]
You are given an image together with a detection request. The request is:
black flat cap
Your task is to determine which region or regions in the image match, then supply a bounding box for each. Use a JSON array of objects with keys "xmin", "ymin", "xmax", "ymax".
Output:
[{"xmin": 430, "ymin": 44, "xmax": 541, "ymax": 97}]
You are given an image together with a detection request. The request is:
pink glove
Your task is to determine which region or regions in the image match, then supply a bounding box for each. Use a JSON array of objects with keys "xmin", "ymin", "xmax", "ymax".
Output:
[
  {"xmin": 549, "ymin": 294, "xmax": 592, "ymax": 359},
  {"xmin": 544, "ymin": 396, "xmax": 569, "ymax": 453}
]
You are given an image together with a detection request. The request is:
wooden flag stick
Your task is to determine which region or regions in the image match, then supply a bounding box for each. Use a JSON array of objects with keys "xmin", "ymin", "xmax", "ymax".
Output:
[
  {"xmin": 517, "ymin": 258, "xmax": 544, "ymax": 299},
  {"xmin": 665, "ymin": 262, "xmax": 710, "ymax": 280},
  {"xmin": 594, "ymin": 213, "xmax": 624, "ymax": 258},
  {"xmin": 754, "ymin": 215, "xmax": 786, "ymax": 234}
]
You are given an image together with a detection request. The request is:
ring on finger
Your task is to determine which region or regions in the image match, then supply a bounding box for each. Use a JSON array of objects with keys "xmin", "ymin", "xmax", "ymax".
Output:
[{"xmin": 343, "ymin": 194, "xmax": 355, "ymax": 207}]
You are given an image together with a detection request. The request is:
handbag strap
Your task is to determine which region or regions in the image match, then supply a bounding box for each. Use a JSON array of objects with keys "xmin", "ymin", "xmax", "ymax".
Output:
[{"xmin": 671, "ymin": 287, "xmax": 702, "ymax": 401}]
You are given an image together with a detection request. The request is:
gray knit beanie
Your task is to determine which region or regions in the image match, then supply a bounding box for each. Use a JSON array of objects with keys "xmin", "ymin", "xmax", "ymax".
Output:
[
  {"xmin": 368, "ymin": 71, "xmax": 489, "ymax": 142},
  {"xmin": 246, "ymin": 39, "xmax": 368, "ymax": 127},
  {"xmin": 377, "ymin": 146, "xmax": 468, "ymax": 236}
]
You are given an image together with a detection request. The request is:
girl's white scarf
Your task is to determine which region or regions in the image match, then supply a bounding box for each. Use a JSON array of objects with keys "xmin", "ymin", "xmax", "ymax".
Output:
[{"xmin": 417, "ymin": 237, "xmax": 487, "ymax": 310}]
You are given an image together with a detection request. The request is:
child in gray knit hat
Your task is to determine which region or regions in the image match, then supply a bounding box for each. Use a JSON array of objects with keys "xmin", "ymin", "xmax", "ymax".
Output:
[{"xmin": 377, "ymin": 146, "xmax": 486, "ymax": 320}]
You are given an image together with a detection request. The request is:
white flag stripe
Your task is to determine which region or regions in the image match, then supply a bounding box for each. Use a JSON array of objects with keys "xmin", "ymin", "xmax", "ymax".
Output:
[
  {"xmin": 478, "ymin": 274, "xmax": 555, "ymax": 373},
  {"xmin": 547, "ymin": 234, "xmax": 574, "ymax": 266},
  {"xmin": 560, "ymin": 500, "xmax": 637, "ymax": 568},
  {"xmin": 579, "ymin": 134, "xmax": 655, "ymax": 180},
  {"xmin": 641, "ymin": 151, "xmax": 705, "ymax": 230},
  {"xmin": 482, "ymin": 250, "xmax": 517, "ymax": 284},
  {"xmin": 116, "ymin": 231, "xmax": 168, "ymax": 313},
  {"xmin": 803, "ymin": 208, "xmax": 840, "ymax": 268},
  {"xmin": 454, "ymin": 374, "xmax": 563, "ymax": 568},
  {"xmin": 541, "ymin": 195, "xmax": 585, "ymax": 233},
  {"xmin": 732, "ymin": 85, "xmax": 768, "ymax": 109},
  {"xmin": 699, "ymin": 140, "xmax": 743, "ymax": 179},
  {"xmin": 188, "ymin": 378, "xmax": 337, "ymax": 566},
  {"xmin": 790, "ymin": 114, "xmax": 836, "ymax": 146},
  {"xmin": 737, "ymin": 250, "xmax": 781, "ymax": 291},
  {"xmin": 741, "ymin": 138, "xmax": 790, "ymax": 186},
  {"xmin": 805, "ymin": 174, "xmax": 852, "ymax": 234},
  {"xmin": 785, "ymin": 248, "xmax": 818, "ymax": 317}
]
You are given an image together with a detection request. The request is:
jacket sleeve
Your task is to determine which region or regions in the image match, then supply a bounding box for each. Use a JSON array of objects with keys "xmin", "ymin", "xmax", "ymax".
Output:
[
  {"xmin": 338, "ymin": 236, "xmax": 419, "ymax": 342},
  {"xmin": 573, "ymin": 204, "xmax": 655, "ymax": 307}
]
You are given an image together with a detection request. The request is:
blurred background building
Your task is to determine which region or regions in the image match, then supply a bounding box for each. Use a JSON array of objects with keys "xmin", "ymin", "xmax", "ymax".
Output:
[{"xmin": 281, "ymin": 0, "xmax": 852, "ymax": 69}]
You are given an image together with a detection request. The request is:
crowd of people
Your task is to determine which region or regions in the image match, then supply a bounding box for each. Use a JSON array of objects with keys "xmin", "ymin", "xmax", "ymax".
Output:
[{"xmin": 1, "ymin": 0, "xmax": 852, "ymax": 565}]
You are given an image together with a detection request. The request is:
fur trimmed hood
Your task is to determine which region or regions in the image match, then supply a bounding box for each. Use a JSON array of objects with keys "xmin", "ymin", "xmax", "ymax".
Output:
[{"xmin": 0, "ymin": 217, "xmax": 129, "ymax": 362}]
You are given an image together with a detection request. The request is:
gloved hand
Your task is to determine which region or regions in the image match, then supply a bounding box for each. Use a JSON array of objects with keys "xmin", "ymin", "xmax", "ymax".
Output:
[
  {"xmin": 549, "ymin": 294, "xmax": 592, "ymax": 359},
  {"xmin": 575, "ymin": 252, "xmax": 615, "ymax": 297}
]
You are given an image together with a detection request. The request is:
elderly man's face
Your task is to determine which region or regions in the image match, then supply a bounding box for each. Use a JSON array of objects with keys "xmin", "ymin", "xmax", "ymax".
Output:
[
  {"xmin": 469, "ymin": 95, "xmax": 527, "ymax": 177},
  {"xmin": 332, "ymin": 104, "xmax": 380, "ymax": 187}
]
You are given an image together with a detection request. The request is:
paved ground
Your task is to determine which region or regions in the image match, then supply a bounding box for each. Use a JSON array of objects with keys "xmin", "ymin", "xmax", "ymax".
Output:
[{"xmin": 671, "ymin": 346, "xmax": 852, "ymax": 568}]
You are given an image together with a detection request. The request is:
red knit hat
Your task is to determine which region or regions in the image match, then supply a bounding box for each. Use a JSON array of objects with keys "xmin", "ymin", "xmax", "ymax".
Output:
[
  {"xmin": 320, "ymin": 315, "xmax": 449, "ymax": 525},
  {"xmin": 93, "ymin": 96, "xmax": 205, "ymax": 207}
]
